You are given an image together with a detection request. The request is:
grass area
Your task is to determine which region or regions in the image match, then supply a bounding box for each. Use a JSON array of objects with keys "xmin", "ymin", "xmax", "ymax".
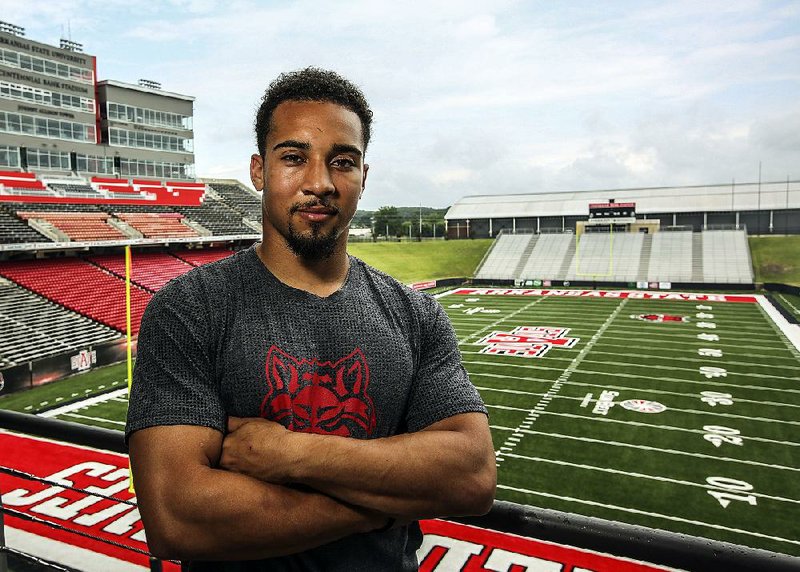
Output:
[
  {"xmin": 347, "ymin": 239, "xmax": 492, "ymax": 283},
  {"xmin": 0, "ymin": 362, "xmax": 130, "ymax": 413},
  {"xmin": 749, "ymin": 235, "xmax": 800, "ymax": 285},
  {"xmin": 772, "ymin": 292, "xmax": 800, "ymax": 322}
]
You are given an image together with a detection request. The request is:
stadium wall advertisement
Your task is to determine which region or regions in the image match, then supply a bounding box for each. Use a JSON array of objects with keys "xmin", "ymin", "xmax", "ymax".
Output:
[
  {"xmin": 1, "ymin": 431, "xmax": 673, "ymax": 572},
  {"xmin": 0, "ymin": 338, "xmax": 131, "ymax": 398}
]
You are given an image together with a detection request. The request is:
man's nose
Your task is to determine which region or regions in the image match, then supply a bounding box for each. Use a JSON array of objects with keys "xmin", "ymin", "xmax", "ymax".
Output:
[{"xmin": 302, "ymin": 159, "xmax": 335, "ymax": 196}]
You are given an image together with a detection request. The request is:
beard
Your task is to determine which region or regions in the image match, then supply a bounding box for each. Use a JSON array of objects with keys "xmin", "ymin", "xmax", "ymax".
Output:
[{"xmin": 283, "ymin": 201, "xmax": 341, "ymax": 261}]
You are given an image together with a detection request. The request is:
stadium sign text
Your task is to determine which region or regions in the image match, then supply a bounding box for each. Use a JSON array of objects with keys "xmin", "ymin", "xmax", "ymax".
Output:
[{"xmin": 452, "ymin": 289, "xmax": 757, "ymax": 303}]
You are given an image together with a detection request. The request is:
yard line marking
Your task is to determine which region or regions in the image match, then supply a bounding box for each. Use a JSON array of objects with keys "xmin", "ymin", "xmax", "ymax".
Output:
[
  {"xmin": 490, "ymin": 425, "xmax": 800, "ymax": 473},
  {"xmin": 588, "ymin": 350, "xmax": 800, "ymax": 370},
  {"xmin": 470, "ymin": 365, "xmax": 800, "ymax": 398},
  {"xmin": 507, "ymin": 411, "xmax": 800, "ymax": 447},
  {"xmin": 485, "ymin": 401, "xmax": 800, "ymax": 427},
  {"xmin": 60, "ymin": 412, "xmax": 126, "ymax": 426},
  {"xmin": 495, "ymin": 298, "xmax": 629, "ymax": 464},
  {"xmin": 576, "ymin": 361, "xmax": 800, "ymax": 382},
  {"xmin": 596, "ymin": 335, "xmax": 798, "ymax": 355},
  {"xmin": 38, "ymin": 388, "xmax": 129, "ymax": 418},
  {"xmin": 775, "ymin": 293, "xmax": 800, "ymax": 315},
  {"xmin": 500, "ymin": 452, "xmax": 800, "ymax": 502},
  {"xmin": 495, "ymin": 484, "xmax": 800, "ymax": 548},
  {"xmin": 457, "ymin": 297, "xmax": 549, "ymax": 344}
]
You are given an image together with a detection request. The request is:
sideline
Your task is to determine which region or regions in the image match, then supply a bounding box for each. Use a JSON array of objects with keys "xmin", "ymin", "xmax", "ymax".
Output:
[
  {"xmin": 38, "ymin": 388, "xmax": 128, "ymax": 419},
  {"xmin": 757, "ymin": 294, "xmax": 800, "ymax": 353}
]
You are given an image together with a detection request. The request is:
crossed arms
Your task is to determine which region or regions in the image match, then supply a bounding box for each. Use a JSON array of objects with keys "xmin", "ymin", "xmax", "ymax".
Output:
[{"xmin": 129, "ymin": 412, "xmax": 496, "ymax": 561}]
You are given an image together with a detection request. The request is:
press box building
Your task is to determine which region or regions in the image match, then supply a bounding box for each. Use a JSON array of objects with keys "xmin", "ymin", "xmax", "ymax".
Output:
[{"xmin": 0, "ymin": 22, "xmax": 195, "ymax": 180}]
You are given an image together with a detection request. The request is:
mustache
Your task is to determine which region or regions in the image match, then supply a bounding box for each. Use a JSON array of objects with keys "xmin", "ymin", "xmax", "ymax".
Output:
[{"xmin": 289, "ymin": 199, "xmax": 340, "ymax": 214}]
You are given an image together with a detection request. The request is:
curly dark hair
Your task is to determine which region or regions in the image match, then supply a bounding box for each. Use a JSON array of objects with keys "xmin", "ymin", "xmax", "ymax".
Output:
[{"xmin": 254, "ymin": 67, "xmax": 373, "ymax": 157}]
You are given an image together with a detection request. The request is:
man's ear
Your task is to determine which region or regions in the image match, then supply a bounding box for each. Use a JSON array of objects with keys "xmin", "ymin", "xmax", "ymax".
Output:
[
  {"xmin": 360, "ymin": 163, "xmax": 369, "ymax": 198},
  {"xmin": 250, "ymin": 153, "xmax": 265, "ymax": 191}
]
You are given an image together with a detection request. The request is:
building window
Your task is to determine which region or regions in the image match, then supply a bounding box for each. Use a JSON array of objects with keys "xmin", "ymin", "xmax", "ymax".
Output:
[
  {"xmin": 119, "ymin": 158, "xmax": 195, "ymax": 179},
  {"xmin": 0, "ymin": 145, "xmax": 20, "ymax": 168},
  {"xmin": 0, "ymin": 48, "xmax": 94, "ymax": 84},
  {"xmin": 109, "ymin": 127, "xmax": 192, "ymax": 153},
  {"xmin": 75, "ymin": 154, "xmax": 114, "ymax": 175},
  {"xmin": 106, "ymin": 101, "xmax": 192, "ymax": 130},
  {"xmin": 0, "ymin": 81, "xmax": 95, "ymax": 114},
  {"xmin": 0, "ymin": 111, "xmax": 95, "ymax": 143},
  {"xmin": 25, "ymin": 148, "xmax": 70, "ymax": 170}
]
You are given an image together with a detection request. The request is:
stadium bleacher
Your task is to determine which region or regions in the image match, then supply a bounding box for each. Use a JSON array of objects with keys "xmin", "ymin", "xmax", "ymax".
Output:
[
  {"xmin": 0, "ymin": 258, "xmax": 152, "ymax": 334},
  {"xmin": 208, "ymin": 182, "xmax": 262, "ymax": 223},
  {"xmin": 115, "ymin": 212, "xmax": 199, "ymax": 238},
  {"xmin": 173, "ymin": 247, "xmax": 235, "ymax": 266},
  {"xmin": 16, "ymin": 211, "xmax": 129, "ymax": 242},
  {"xmin": 173, "ymin": 196, "xmax": 257, "ymax": 235},
  {"xmin": 87, "ymin": 251, "xmax": 195, "ymax": 292},
  {"xmin": 475, "ymin": 228, "xmax": 754, "ymax": 285},
  {"xmin": 0, "ymin": 278, "xmax": 121, "ymax": 367}
]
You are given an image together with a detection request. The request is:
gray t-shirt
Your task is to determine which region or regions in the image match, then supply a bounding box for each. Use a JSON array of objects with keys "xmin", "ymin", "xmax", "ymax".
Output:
[{"xmin": 126, "ymin": 246, "xmax": 486, "ymax": 571}]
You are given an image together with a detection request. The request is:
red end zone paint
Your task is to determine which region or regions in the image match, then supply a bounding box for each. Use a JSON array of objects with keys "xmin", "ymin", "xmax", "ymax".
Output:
[
  {"xmin": 452, "ymin": 288, "xmax": 757, "ymax": 303},
  {"xmin": 0, "ymin": 432, "xmax": 178, "ymax": 571},
  {"xmin": 419, "ymin": 520, "xmax": 671, "ymax": 572},
  {"xmin": 2, "ymin": 432, "xmax": 668, "ymax": 571}
]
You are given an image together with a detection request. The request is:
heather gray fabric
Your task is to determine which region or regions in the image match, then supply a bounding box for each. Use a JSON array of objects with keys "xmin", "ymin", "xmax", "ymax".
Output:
[{"xmin": 126, "ymin": 245, "xmax": 486, "ymax": 571}]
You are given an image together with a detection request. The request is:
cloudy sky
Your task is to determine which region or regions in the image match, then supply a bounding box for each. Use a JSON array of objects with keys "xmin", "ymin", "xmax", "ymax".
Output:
[{"xmin": 7, "ymin": 0, "xmax": 799, "ymax": 209}]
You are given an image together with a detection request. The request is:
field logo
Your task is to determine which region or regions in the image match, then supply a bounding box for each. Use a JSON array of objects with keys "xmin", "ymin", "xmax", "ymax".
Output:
[
  {"xmin": 581, "ymin": 390, "xmax": 667, "ymax": 415},
  {"xmin": 620, "ymin": 399, "xmax": 667, "ymax": 413},
  {"xmin": 70, "ymin": 349, "xmax": 97, "ymax": 372},
  {"xmin": 477, "ymin": 326, "xmax": 579, "ymax": 358},
  {"xmin": 630, "ymin": 314, "xmax": 688, "ymax": 323}
]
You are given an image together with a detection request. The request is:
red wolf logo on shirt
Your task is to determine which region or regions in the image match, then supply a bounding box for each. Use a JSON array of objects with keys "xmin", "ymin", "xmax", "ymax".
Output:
[{"xmin": 260, "ymin": 346, "xmax": 376, "ymax": 437}]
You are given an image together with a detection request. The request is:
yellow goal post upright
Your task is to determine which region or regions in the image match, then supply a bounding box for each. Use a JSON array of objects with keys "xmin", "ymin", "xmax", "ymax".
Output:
[
  {"xmin": 574, "ymin": 223, "xmax": 614, "ymax": 279},
  {"xmin": 125, "ymin": 245, "xmax": 134, "ymax": 492}
]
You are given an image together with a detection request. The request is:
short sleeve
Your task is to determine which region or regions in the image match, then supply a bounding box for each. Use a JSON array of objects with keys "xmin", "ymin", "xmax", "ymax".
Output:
[
  {"xmin": 404, "ymin": 295, "xmax": 487, "ymax": 432},
  {"xmin": 125, "ymin": 277, "xmax": 225, "ymax": 442}
]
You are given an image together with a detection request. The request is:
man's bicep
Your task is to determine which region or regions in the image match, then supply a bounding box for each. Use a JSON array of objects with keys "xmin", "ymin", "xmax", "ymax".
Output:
[{"xmin": 129, "ymin": 425, "xmax": 223, "ymax": 537}]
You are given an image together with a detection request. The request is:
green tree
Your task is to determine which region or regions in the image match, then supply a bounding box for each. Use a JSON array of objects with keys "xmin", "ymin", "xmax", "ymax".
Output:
[{"xmin": 373, "ymin": 206, "xmax": 403, "ymax": 237}]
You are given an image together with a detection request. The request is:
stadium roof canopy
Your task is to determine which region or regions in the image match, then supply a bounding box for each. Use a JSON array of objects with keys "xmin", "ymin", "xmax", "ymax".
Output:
[{"xmin": 444, "ymin": 180, "xmax": 800, "ymax": 220}]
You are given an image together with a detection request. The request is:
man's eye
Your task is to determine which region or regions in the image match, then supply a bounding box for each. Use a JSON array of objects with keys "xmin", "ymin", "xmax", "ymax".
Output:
[
  {"xmin": 282, "ymin": 154, "xmax": 304, "ymax": 164},
  {"xmin": 332, "ymin": 158, "xmax": 356, "ymax": 169}
]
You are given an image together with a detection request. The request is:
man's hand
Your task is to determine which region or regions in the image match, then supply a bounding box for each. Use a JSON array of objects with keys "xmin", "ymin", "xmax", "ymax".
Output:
[{"xmin": 221, "ymin": 417, "xmax": 297, "ymax": 483}]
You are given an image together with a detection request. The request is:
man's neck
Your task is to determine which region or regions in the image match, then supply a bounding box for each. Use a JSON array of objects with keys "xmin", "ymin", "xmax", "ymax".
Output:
[{"xmin": 255, "ymin": 236, "xmax": 350, "ymax": 298}]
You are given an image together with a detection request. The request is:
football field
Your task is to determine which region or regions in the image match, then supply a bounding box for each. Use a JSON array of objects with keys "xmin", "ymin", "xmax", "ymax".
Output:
[
  {"xmin": 442, "ymin": 287, "xmax": 800, "ymax": 557},
  {"xmin": 4, "ymin": 287, "xmax": 799, "ymax": 559}
]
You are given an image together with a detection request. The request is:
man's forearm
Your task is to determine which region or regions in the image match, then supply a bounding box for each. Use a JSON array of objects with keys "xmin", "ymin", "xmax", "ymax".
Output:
[
  {"xmin": 129, "ymin": 425, "xmax": 386, "ymax": 562},
  {"xmin": 138, "ymin": 464, "xmax": 383, "ymax": 561},
  {"xmin": 221, "ymin": 414, "xmax": 496, "ymax": 520}
]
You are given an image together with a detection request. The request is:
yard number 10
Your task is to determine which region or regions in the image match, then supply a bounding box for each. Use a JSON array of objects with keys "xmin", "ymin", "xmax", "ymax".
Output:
[{"xmin": 706, "ymin": 477, "xmax": 757, "ymax": 508}]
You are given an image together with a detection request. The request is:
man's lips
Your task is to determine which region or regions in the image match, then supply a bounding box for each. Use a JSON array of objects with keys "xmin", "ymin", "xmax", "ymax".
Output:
[{"xmin": 295, "ymin": 205, "xmax": 338, "ymax": 222}]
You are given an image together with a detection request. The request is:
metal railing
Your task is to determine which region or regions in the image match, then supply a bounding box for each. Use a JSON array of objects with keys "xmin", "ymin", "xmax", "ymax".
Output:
[{"xmin": 1, "ymin": 410, "xmax": 798, "ymax": 572}]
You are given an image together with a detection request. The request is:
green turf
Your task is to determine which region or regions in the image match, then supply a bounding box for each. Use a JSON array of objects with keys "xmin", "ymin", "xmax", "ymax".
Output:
[
  {"xmin": 771, "ymin": 292, "xmax": 800, "ymax": 322},
  {"xmin": 749, "ymin": 235, "xmax": 800, "ymax": 286},
  {"xmin": 0, "ymin": 361, "xmax": 130, "ymax": 413},
  {"xmin": 347, "ymin": 239, "xmax": 492, "ymax": 283}
]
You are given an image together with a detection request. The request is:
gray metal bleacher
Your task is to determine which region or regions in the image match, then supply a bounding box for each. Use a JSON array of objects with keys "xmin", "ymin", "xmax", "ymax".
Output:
[
  {"xmin": 647, "ymin": 231, "xmax": 694, "ymax": 282},
  {"xmin": 475, "ymin": 233, "xmax": 533, "ymax": 280},
  {"xmin": 0, "ymin": 279, "xmax": 121, "ymax": 367},
  {"xmin": 0, "ymin": 205, "xmax": 51, "ymax": 244},
  {"xmin": 209, "ymin": 182, "xmax": 262, "ymax": 223},
  {"xmin": 475, "ymin": 228, "xmax": 754, "ymax": 286},
  {"xmin": 518, "ymin": 234, "xmax": 574, "ymax": 280},
  {"xmin": 566, "ymin": 232, "xmax": 643, "ymax": 281},
  {"xmin": 702, "ymin": 230, "xmax": 754, "ymax": 284}
]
